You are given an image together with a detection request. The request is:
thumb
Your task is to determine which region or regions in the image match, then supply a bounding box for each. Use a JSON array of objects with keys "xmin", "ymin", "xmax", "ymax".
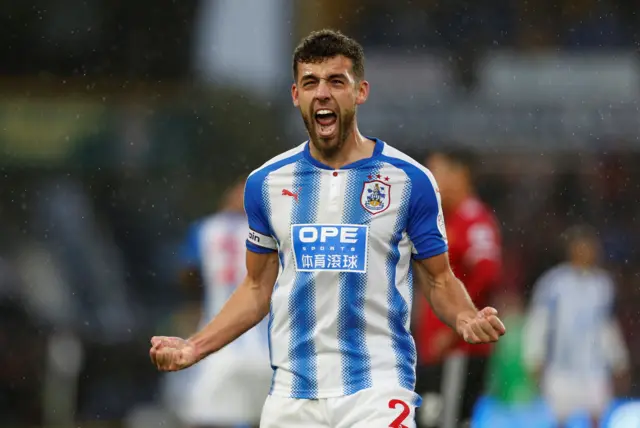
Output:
[
  {"xmin": 151, "ymin": 336, "xmax": 164, "ymax": 347},
  {"xmin": 479, "ymin": 307, "xmax": 498, "ymax": 317}
]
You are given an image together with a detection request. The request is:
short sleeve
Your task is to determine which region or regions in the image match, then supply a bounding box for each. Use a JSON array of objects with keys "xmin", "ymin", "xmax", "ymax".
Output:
[
  {"xmin": 406, "ymin": 168, "xmax": 448, "ymax": 260},
  {"xmin": 244, "ymin": 173, "xmax": 278, "ymax": 253},
  {"xmin": 180, "ymin": 222, "xmax": 202, "ymax": 268}
]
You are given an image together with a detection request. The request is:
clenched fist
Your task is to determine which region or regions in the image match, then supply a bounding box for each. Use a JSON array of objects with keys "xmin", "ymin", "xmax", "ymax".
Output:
[
  {"xmin": 149, "ymin": 336, "xmax": 199, "ymax": 371},
  {"xmin": 457, "ymin": 307, "xmax": 506, "ymax": 344}
]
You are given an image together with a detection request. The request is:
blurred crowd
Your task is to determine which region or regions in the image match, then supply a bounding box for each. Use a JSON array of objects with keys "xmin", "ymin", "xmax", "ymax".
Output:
[{"xmin": 1, "ymin": 0, "xmax": 639, "ymax": 427}]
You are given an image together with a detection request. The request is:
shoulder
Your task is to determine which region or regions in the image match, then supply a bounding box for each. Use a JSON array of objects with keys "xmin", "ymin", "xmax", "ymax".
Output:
[
  {"xmin": 380, "ymin": 142, "xmax": 438, "ymax": 191},
  {"xmin": 592, "ymin": 267, "xmax": 615, "ymax": 292},
  {"xmin": 546, "ymin": 264, "xmax": 572, "ymax": 281},
  {"xmin": 188, "ymin": 213, "xmax": 224, "ymax": 236},
  {"xmin": 535, "ymin": 264, "xmax": 569, "ymax": 293},
  {"xmin": 248, "ymin": 142, "xmax": 306, "ymax": 181},
  {"xmin": 458, "ymin": 199, "xmax": 499, "ymax": 229},
  {"xmin": 244, "ymin": 142, "xmax": 306, "ymax": 199},
  {"xmin": 186, "ymin": 217, "xmax": 207, "ymax": 235}
]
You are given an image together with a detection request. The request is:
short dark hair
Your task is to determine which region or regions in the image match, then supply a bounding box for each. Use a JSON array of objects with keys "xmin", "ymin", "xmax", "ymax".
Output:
[
  {"xmin": 292, "ymin": 29, "xmax": 365, "ymax": 81},
  {"xmin": 431, "ymin": 148, "xmax": 479, "ymax": 174},
  {"xmin": 561, "ymin": 224, "xmax": 600, "ymax": 246}
]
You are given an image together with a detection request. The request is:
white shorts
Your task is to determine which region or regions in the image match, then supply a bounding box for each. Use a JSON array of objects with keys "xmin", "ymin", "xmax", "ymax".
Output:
[
  {"xmin": 542, "ymin": 374, "xmax": 612, "ymax": 421},
  {"xmin": 179, "ymin": 348, "xmax": 272, "ymax": 426},
  {"xmin": 260, "ymin": 386, "xmax": 419, "ymax": 428}
]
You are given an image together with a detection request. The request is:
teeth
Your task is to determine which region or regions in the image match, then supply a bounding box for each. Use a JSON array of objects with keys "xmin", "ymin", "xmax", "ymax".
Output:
[{"xmin": 317, "ymin": 109, "xmax": 333, "ymax": 115}]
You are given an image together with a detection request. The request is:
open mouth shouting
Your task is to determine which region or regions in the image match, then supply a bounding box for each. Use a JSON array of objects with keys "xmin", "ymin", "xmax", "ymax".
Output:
[{"xmin": 314, "ymin": 108, "xmax": 338, "ymax": 138}]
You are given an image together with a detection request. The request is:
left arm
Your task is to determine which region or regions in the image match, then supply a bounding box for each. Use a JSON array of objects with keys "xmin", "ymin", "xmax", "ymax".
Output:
[
  {"xmin": 601, "ymin": 287, "xmax": 630, "ymax": 395},
  {"xmin": 413, "ymin": 253, "xmax": 505, "ymax": 343},
  {"xmin": 423, "ymin": 221, "xmax": 503, "ymax": 353},
  {"xmin": 405, "ymin": 163, "xmax": 505, "ymax": 344}
]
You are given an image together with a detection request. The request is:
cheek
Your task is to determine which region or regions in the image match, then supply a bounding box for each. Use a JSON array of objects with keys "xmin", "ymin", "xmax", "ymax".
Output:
[
  {"xmin": 337, "ymin": 93, "xmax": 357, "ymax": 111},
  {"xmin": 296, "ymin": 95, "xmax": 311, "ymax": 110}
]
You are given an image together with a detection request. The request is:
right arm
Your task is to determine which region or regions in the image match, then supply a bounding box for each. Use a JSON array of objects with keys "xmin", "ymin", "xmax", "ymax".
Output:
[
  {"xmin": 521, "ymin": 274, "xmax": 553, "ymax": 384},
  {"xmin": 189, "ymin": 249, "xmax": 279, "ymax": 360},
  {"xmin": 151, "ymin": 171, "xmax": 280, "ymax": 371},
  {"xmin": 150, "ymin": 249, "xmax": 278, "ymax": 371},
  {"xmin": 189, "ymin": 171, "xmax": 279, "ymax": 361},
  {"xmin": 601, "ymin": 284, "xmax": 630, "ymax": 395}
]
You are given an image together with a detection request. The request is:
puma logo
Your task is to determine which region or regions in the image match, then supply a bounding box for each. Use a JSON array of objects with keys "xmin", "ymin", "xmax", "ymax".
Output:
[{"xmin": 282, "ymin": 188, "xmax": 301, "ymax": 202}]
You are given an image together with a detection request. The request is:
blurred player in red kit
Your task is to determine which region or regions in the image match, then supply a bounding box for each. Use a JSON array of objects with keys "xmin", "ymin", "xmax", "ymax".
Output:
[{"xmin": 414, "ymin": 149, "xmax": 503, "ymax": 428}]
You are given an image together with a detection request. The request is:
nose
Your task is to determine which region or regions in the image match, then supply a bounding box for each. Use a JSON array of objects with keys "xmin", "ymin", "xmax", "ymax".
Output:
[{"xmin": 314, "ymin": 79, "xmax": 331, "ymax": 100}]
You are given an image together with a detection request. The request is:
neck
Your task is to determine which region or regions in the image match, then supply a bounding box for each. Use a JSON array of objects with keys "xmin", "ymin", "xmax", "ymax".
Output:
[
  {"xmin": 445, "ymin": 189, "xmax": 473, "ymax": 213},
  {"xmin": 309, "ymin": 125, "xmax": 373, "ymax": 169},
  {"xmin": 220, "ymin": 198, "xmax": 244, "ymax": 214},
  {"xmin": 570, "ymin": 260, "xmax": 593, "ymax": 269}
]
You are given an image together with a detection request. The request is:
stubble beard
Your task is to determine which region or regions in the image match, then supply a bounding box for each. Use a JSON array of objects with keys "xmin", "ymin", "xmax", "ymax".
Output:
[{"xmin": 301, "ymin": 107, "xmax": 356, "ymax": 160}]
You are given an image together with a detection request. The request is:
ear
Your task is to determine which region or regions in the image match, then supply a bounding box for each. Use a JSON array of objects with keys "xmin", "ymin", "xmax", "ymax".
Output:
[
  {"xmin": 355, "ymin": 79, "xmax": 370, "ymax": 106},
  {"xmin": 291, "ymin": 83, "xmax": 299, "ymax": 107}
]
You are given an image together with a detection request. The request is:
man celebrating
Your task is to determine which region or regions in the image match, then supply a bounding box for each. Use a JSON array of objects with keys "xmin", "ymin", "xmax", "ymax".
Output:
[{"xmin": 150, "ymin": 29, "xmax": 505, "ymax": 428}]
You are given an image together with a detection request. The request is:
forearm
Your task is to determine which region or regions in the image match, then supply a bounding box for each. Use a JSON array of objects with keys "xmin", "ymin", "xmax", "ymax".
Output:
[
  {"xmin": 521, "ymin": 308, "xmax": 548, "ymax": 375},
  {"xmin": 603, "ymin": 319, "xmax": 629, "ymax": 374},
  {"xmin": 426, "ymin": 271, "xmax": 477, "ymax": 331},
  {"xmin": 188, "ymin": 277, "xmax": 271, "ymax": 360}
]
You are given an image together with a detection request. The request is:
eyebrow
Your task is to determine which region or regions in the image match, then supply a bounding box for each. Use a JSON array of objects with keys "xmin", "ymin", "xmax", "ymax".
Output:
[
  {"xmin": 326, "ymin": 73, "xmax": 348, "ymax": 80},
  {"xmin": 300, "ymin": 73, "xmax": 349, "ymax": 82}
]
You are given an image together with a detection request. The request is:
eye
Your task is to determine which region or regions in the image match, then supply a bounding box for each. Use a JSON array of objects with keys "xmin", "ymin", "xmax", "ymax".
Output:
[
  {"xmin": 331, "ymin": 79, "xmax": 344, "ymax": 86},
  {"xmin": 302, "ymin": 80, "xmax": 317, "ymax": 88}
]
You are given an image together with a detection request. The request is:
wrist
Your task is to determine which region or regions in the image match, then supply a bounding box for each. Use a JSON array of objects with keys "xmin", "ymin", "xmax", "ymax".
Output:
[
  {"xmin": 187, "ymin": 335, "xmax": 212, "ymax": 362},
  {"xmin": 455, "ymin": 310, "xmax": 477, "ymax": 335}
]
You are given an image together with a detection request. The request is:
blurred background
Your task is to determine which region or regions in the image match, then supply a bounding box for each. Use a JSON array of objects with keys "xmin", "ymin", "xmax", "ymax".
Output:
[{"xmin": 1, "ymin": 0, "xmax": 639, "ymax": 427}]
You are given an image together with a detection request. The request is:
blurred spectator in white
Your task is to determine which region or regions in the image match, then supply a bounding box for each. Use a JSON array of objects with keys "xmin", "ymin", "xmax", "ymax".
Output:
[
  {"xmin": 523, "ymin": 224, "xmax": 630, "ymax": 428},
  {"xmin": 162, "ymin": 175, "xmax": 271, "ymax": 428}
]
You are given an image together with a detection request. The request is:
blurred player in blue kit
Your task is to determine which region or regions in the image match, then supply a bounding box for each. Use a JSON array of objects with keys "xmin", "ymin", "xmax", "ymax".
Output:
[
  {"xmin": 150, "ymin": 29, "xmax": 505, "ymax": 428},
  {"xmin": 167, "ymin": 176, "xmax": 271, "ymax": 428}
]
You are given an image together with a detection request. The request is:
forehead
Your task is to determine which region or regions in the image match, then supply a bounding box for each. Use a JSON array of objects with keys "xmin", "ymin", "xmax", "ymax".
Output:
[
  {"xmin": 427, "ymin": 154, "xmax": 451, "ymax": 168},
  {"xmin": 572, "ymin": 237, "xmax": 598, "ymax": 246},
  {"xmin": 296, "ymin": 55, "xmax": 355, "ymax": 79}
]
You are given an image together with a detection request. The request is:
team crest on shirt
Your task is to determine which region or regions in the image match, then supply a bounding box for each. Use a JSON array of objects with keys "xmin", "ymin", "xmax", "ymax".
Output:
[{"xmin": 361, "ymin": 179, "xmax": 391, "ymax": 215}]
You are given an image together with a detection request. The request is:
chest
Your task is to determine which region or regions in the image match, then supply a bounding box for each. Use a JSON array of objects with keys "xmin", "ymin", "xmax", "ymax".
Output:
[
  {"xmin": 267, "ymin": 165, "xmax": 411, "ymax": 272},
  {"xmin": 552, "ymin": 278, "xmax": 608, "ymax": 326},
  {"xmin": 199, "ymin": 221, "xmax": 247, "ymax": 285}
]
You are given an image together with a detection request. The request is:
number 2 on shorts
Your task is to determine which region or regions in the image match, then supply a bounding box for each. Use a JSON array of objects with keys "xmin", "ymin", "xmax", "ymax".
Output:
[{"xmin": 388, "ymin": 399, "xmax": 410, "ymax": 428}]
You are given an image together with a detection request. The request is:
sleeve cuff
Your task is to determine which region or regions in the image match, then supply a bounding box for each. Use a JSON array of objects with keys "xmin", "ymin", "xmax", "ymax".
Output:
[
  {"xmin": 247, "ymin": 241, "xmax": 277, "ymax": 254},
  {"xmin": 247, "ymin": 228, "xmax": 277, "ymax": 250},
  {"xmin": 411, "ymin": 243, "xmax": 448, "ymax": 260}
]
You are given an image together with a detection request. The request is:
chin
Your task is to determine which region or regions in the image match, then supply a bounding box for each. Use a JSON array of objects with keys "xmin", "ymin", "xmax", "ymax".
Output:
[
  {"xmin": 319, "ymin": 134, "xmax": 340, "ymax": 146},
  {"xmin": 312, "ymin": 136, "xmax": 341, "ymax": 156}
]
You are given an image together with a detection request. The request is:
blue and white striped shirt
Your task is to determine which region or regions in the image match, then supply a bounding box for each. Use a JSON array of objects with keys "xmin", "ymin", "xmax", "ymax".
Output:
[
  {"xmin": 523, "ymin": 263, "xmax": 628, "ymax": 380},
  {"xmin": 244, "ymin": 138, "xmax": 448, "ymax": 399}
]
